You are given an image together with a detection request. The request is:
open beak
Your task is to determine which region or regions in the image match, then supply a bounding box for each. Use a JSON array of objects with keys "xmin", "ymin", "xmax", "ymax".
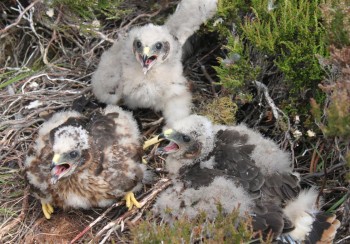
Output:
[
  {"xmin": 50, "ymin": 154, "xmax": 72, "ymax": 184},
  {"xmin": 139, "ymin": 47, "xmax": 157, "ymax": 74},
  {"xmin": 143, "ymin": 129, "xmax": 174, "ymax": 150},
  {"xmin": 143, "ymin": 129, "xmax": 180, "ymax": 155}
]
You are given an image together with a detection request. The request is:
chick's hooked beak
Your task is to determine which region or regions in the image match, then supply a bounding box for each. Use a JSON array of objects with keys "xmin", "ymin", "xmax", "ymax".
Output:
[
  {"xmin": 143, "ymin": 129, "xmax": 174, "ymax": 150},
  {"xmin": 140, "ymin": 46, "xmax": 157, "ymax": 74},
  {"xmin": 50, "ymin": 154, "xmax": 72, "ymax": 184},
  {"xmin": 143, "ymin": 129, "xmax": 181, "ymax": 156}
]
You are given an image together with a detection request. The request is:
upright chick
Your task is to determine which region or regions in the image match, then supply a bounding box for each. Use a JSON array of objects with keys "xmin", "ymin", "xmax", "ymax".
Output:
[
  {"xmin": 25, "ymin": 105, "xmax": 147, "ymax": 219},
  {"xmin": 145, "ymin": 115, "xmax": 340, "ymax": 242},
  {"xmin": 91, "ymin": 0, "xmax": 218, "ymax": 126}
]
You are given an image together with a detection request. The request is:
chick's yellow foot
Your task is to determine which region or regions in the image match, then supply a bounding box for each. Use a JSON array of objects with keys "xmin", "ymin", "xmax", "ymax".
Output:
[
  {"xmin": 41, "ymin": 202, "xmax": 54, "ymax": 219},
  {"xmin": 124, "ymin": 192, "xmax": 141, "ymax": 210}
]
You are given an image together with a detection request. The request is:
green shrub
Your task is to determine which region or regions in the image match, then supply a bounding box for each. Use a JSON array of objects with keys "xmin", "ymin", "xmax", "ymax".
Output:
[
  {"xmin": 213, "ymin": 0, "xmax": 328, "ymax": 116},
  {"xmin": 131, "ymin": 208, "xmax": 260, "ymax": 243}
]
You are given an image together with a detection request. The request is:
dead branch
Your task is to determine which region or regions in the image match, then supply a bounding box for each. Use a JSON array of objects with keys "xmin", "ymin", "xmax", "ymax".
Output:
[
  {"xmin": 0, "ymin": 186, "xmax": 29, "ymax": 240},
  {"xmin": 120, "ymin": 9, "xmax": 162, "ymax": 31},
  {"xmin": 253, "ymin": 80, "xmax": 279, "ymax": 120},
  {"xmin": 0, "ymin": 0, "xmax": 41, "ymax": 36},
  {"xmin": 91, "ymin": 178, "xmax": 172, "ymax": 243},
  {"xmin": 200, "ymin": 65, "xmax": 218, "ymax": 97},
  {"xmin": 142, "ymin": 117, "xmax": 164, "ymax": 129},
  {"xmin": 69, "ymin": 202, "xmax": 124, "ymax": 243}
]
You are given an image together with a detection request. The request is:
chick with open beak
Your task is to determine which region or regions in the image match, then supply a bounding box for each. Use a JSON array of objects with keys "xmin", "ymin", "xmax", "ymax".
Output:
[
  {"xmin": 50, "ymin": 151, "xmax": 81, "ymax": 184},
  {"xmin": 133, "ymin": 39, "xmax": 170, "ymax": 74},
  {"xmin": 143, "ymin": 129, "xmax": 201, "ymax": 159}
]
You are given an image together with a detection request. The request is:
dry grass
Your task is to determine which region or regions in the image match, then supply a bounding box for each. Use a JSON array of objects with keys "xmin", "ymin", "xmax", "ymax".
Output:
[{"xmin": 0, "ymin": 0, "xmax": 349, "ymax": 243}]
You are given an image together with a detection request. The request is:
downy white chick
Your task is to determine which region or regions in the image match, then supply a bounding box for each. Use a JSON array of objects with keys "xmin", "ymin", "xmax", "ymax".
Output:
[
  {"xmin": 91, "ymin": 0, "xmax": 218, "ymax": 126},
  {"xmin": 144, "ymin": 115, "xmax": 340, "ymax": 242}
]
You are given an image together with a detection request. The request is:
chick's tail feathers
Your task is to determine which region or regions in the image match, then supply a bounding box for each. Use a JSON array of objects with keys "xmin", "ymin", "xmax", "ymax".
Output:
[
  {"xmin": 305, "ymin": 212, "xmax": 340, "ymax": 244},
  {"xmin": 165, "ymin": 0, "xmax": 218, "ymax": 45},
  {"xmin": 282, "ymin": 188, "xmax": 340, "ymax": 243}
]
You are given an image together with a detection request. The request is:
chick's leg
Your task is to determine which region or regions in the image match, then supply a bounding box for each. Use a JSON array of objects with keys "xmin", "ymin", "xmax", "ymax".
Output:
[
  {"xmin": 124, "ymin": 192, "xmax": 141, "ymax": 210},
  {"xmin": 41, "ymin": 201, "xmax": 54, "ymax": 219}
]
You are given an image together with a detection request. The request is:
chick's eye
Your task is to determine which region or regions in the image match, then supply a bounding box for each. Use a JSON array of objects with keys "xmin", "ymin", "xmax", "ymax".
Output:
[
  {"xmin": 182, "ymin": 135, "xmax": 191, "ymax": 142},
  {"xmin": 69, "ymin": 150, "xmax": 79, "ymax": 159},
  {"xmin": 155, "ymin": 42, "xmax": 162, "ymax": 50},
  {"xmin": 136, "ymin": 41, "xmax": 142, "ymax": 49}
]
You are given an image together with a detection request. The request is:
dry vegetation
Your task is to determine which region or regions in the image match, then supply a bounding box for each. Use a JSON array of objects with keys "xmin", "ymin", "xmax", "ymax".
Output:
[{"xmin": 0, "ymin": 0, "xmax": 349, "ymax": 243}]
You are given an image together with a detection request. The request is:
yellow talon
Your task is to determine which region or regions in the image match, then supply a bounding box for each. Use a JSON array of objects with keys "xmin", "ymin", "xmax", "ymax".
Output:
[
  {"xmin": 41, "ymin": 202, "xmax": 54, "ymax": 219},
  {"xmin": 124, "ymin": 192, "xmax": 141, "ymax": 210}
]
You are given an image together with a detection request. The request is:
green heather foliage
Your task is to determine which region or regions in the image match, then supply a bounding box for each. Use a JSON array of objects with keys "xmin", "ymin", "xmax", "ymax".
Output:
[
  {"xmin": 242, "ymin": 0, "xmax": 327, "ymax": 96},
  {"xmin": 213, "ymin": 0, "xmax": 327, "ymax": 113},
  {"xmin": 131, "ymin": 208, "xmax": 260, "ymax": 243},
  {"xmin": 213, "ymin": 35, "xmax": 261, "ymax": 92}
]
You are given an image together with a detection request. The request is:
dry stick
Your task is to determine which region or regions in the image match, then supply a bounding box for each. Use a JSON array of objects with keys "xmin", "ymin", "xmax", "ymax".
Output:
[
  {"xmin": 0, "ymin": 0, "xmax": 41, "ymax": 35},
  {"xmin": 303, "ymin": 162, "xmax": 347, "ymax": 179},
  {"xmin": 317, "ymin": 147, "xmax": 328, "ymax": 209},
  {"xmin": 69, "ymin": 202, "xmax": 124, "ymax": 244},
  {"xmin": 120, "ymin": 9, "xmax": 161, "ymax": 31},
  {"xmin": 253, "ymin": 80, "xmax": 279, "ymax": 120},
  {"xmin": 200, "ymin": 65, "xmax": 218, "ymax": 97},
  {"xmin": 310, "ymin": 139, "xmax": 321, "ymax": 173},
  {"xmin": 91, "ymin": 178, "xmax": 172, "ymax": 243},
  {"xmin": 142, "ymin": 117, "xmax": 164, "ymax": 129},
  {"xmin": 43, "ymin": 6, "xmax": 63, "ymax": 67},
  {"xmin": 0, "ymin": 186, "xmax": 29, "ymax": 239}
]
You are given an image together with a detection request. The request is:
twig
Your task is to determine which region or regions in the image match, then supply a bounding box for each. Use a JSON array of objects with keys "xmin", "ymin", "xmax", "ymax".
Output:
[
  {"xmin": 253, "ymin": 80, "xmax": 279, "ymax": 120},
  {"xmin": 252, "ymin": 80, "xmax": 294, "ymax": 161},
  {"xmin": 69, "ymin": 202, "xmax": 124, "ymax": 243},
  {"xmin": 200, "ymin": 65, "xmax": 217, "ymax": 97},
  {"xmin": 120, "ymin": 9, "xmax": 162, "ymax": 31},
  {"xmin": 0, "ymin": 186, "xmax": 29, "ymax": 239},
  {"xmin": 67, "ymin": 23, "xmax": 115, "ymax": 44},
  {"xmin": 309, "ymin": 140, "xmax": 323, "ymax": 173},
  {"xmin": 302, "ymin": 162, "xmax": 347, "ymax": 179},
  {"xmin": 0, "ymin": 0, "xmax": 41, "ymax": 36},
  {"xmin": 43, "ymin": 6, "xmax": 63, "ymax": 67},
  {"xmin": 142, "ymin": 117, "xmax": 164, "ymax": 129},
  {"xmin": 336, "ymin": 235, "xmax": 350, "ymax": 244},
  {"xmin": 91, "ymin": 178, "xmax": 172, "ymax": 243}
]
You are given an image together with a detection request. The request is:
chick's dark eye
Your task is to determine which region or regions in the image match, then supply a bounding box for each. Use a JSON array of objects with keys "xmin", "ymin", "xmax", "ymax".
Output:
[
  {"xmin": 69, "ymin": 150, "xmax": 79, "ymax": 159},
  {"xmin": 136, "ymin": 41, "xmax": 142, "ymax": 49},
  {"xmin": 182, "ymin": 135, "xmax": 191, "ymax": 142},
  {"xmin": 155, "ymin": 42, "xmax": 162, "ymax": 50}
]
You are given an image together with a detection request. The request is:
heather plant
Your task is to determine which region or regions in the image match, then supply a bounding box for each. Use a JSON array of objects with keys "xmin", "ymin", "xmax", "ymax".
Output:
[
  {"xmin": 131, "ymin": 208, "xmax": 261, "ymax": 243},
  {"xmin": 213, "ymin": 0, "xmax": 328, "ymax": 116}
]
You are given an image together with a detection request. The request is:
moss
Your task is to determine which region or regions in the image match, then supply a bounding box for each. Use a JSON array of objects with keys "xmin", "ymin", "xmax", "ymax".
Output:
[{"xmin": 200, "ymin": 96, "xmax": 238, "ymax": 125}]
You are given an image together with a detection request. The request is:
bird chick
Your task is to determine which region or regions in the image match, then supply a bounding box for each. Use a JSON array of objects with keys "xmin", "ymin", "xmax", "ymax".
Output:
[
  {"xmin": 145, "ymin": 115, "xmax": 340, "ymax": 242},
  {"xmin": 91, "ymin": 0, "xmax": 218, "ymax": 127},
  {"xmin": 25, "ymin": 105, "xmax": 148, "ymax": 219}
]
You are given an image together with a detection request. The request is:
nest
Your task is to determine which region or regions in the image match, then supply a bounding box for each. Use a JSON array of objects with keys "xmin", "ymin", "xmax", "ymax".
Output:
[{"xmin": 0, "ymin": 0, "xmax": 349, "ymax": 243}]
